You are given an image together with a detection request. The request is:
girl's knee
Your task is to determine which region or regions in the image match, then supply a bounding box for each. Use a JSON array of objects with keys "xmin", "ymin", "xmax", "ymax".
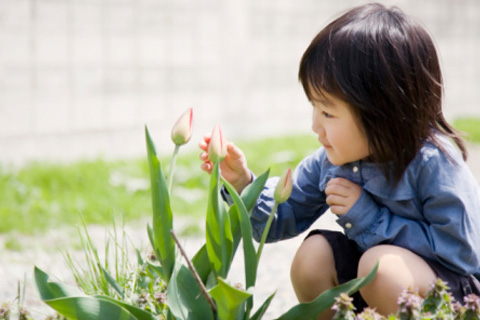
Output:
[
  {"xmin": 290, "ymin": 234, "xmax": 337, "ymax": 302},
  {"xmin": 358, "ymin": 245, "xmax": 436, "ymax": 315},
  {"xmin": 358, "ymin": 245, "xmax": 436, "ymax": 285},
  {"xmin": 291, "ymin": 234, "xmax": 335, "ymax": 277}
]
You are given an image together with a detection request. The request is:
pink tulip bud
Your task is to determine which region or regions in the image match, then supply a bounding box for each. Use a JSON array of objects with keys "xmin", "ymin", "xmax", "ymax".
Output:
[
  {"xmin": 171, "ymin": 108, "xmax": 193, "ymax": 146},
  {"xmin": 274, "ymin": 168, "xmax": 292, "ymax": 203},
  {"xmin": 208, "ymin": 124, "xmax": 227, "ymax": 163}
]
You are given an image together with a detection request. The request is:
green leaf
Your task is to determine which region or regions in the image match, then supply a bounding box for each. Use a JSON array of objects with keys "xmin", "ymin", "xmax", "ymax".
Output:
[
  {"xmin": 227, "ymin": 169, "xmax": 270, "ymax": 262},
  {"xmin": 35, "ymin": 266, "xmax": 83, "ymax": 300},
  {"xmin": 192, "ymin": 244, "xmax": 211, "ymax": 284},
  {"xmin": 167, "ymin": 260, "xmax": 215, "ymax": 320},
  {"xmin": 222, "ymin": 179, "xmax": 258, "ymax": 288},
  {"xmin": 210, "ymin": 277, "xmax": 252, "ymax": 320},
  {"xmin": 205, "ymin": 162, "xmax": 233, "ymax": 279},
  {"xmin": 146, "ymin": 260, "xmax": 164, "ymax": 278},
  {"xmin": 99, "ymin": 264, "xmax": 124, "ymax": 299},
  {"xmin": 276, "ymin": 262, "xmax": 378, "ymax": 320},
  {"xmin": 146, "ymin": 223, "xmax": 166, "ymax": 280},
  {"xmin": 222, "ymin": 178, "xmax": 259, "ymax": 316},
  {"xmin": 145, "ymin": 126, "xmax": 176, "ymax": 283},
  {"xmin": 250, "ymin": 292, "xmax": 276, "ymax": 320},
  {"xmin": 240, "ymin": 169, "xmax": 270, "ymax": 211},
  {"xmin": 34, "ymin": 267, "xmax": 155, "ymax": 320},
  {"xmin": 136, "ymin": 248, "xmax": 144, "ymax": 266},
  {"xmin": 192, "ymin": 169, "xmax": 270, "ymax": 287},
  {"xmin": 93, "ymin": 295, "xmax": 159, "ymax": 320}
]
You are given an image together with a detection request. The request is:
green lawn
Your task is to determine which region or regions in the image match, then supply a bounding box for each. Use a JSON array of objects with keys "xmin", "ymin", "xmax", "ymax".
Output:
[
  {"xmin": 1, "ymin": 117, "xmax": 478, "ymax": 236},
  {"xmin": 453, "ymin": 117, "xmax": 480, "ymax": 143},
  {"xmin": 0, "ymin": 133, "xmax": 318, "ymax": 235}
]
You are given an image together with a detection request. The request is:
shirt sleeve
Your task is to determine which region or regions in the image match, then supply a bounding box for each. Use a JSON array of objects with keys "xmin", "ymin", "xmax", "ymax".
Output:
[
  {"xmin": 337, "ymin": 148, "xmax": 480, "ymax": 275},
  {"xmin": 250, "ymin": 149, "xmax": 330, "ymax": 242}
]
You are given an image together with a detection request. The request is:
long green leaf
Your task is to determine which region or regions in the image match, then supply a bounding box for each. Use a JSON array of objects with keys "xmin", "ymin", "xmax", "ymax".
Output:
[
  {"xmin": 146, "ymin": 223, "xmax": 165, "ymax": 280},
  {"xmin": 34, "ymin": 267, "xmax": 155, "ymax": 320},
  {"xmin": 239, "ymin": 169, "xmax": 270, "ymax": 211},
  {"xmin": 205, "ymin": 161, "xmax": 233, "ymax": 279},
  {"xmin": 191, "ymin": 244, "xmax": 211, "ymax": 284},
  {"xmin": 250, "ymin": 292, "xmax": 276, "ymax": 320},
  {"xmin": 99, "ymin": 264, "xmax": 124, "ymax": 299},
  {"xmin": 210, "ymin": 277, "xmax": 252, "ymax": 320},
  {"xmin": 145, "ymin": 126, "xmax": 176, "ymax": 283},
  {"xmin": 222, "ymin": 178, "xmax": 258, "ymax": 290},
  {"xmin": 192, "ymin": 169, "xmax": 270, "ymax": 286},
  {"xmin": 167, "ymin": 260, "xmax": 215, "ymax": 320},
  {"xmin": 227, "ymin": 169, "xmax": 270, "ymax": 263},
  {"xmin": 44, "ymin": 297, "xmax": 138, "ymax": 320},
  {"xmin": 222, "ymin": 178, "xmax": 259, "ymax": 317},
  {"xmin": 94, "ymin": 295, "xmax": 160, "ymax": 320},
  {"xmin": 276, "ymin": 262, "xmax": 378, "ymax": 320},
  {"xmin": 35, "ymin": 266, "xmax": 82, "ymax": 300}
]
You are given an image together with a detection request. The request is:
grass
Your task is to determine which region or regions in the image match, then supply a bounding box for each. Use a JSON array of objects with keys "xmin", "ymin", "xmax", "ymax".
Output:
[
  {"xmin": 453, "ymin": 117, "xmax": 480, "ymax": 143},
  {"xmin": 0, "ymin": 133, "xmax": 318, "ymax": 235},
  {"xmin": 1, "ymin": 116, "xmax": 477, "ymax": 237}
]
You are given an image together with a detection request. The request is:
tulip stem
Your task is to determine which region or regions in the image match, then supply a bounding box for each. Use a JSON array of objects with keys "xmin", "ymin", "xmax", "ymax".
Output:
[
  {"xmin": 171, "ymin": 230, "xmax": 217, "ymax": 313},
  {"xmin": 256, "ymin": 202, "xmax": 278, "ymax": 262},
  {"xmin": 168, "ymin": 144, "xmax": 181, "ymax": 194}
]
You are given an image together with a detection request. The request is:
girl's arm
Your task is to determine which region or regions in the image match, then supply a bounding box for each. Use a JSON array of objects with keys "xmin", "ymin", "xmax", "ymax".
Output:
[
  {"xmin": 250, "ymin": 148, "xmax": 330, "ymax": 242},
  {"xmin": 337, "ymin": 149, "xmax": 480, "ymax": 275}
]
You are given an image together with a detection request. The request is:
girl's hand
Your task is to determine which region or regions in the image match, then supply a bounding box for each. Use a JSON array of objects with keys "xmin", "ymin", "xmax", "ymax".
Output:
[
  {"xmin": 325, "ymin": 178, "xmax": 362, "ymax": 215},
  {"xmin": 199, "ymin": 134, "xmax": 252, "ymax": 194}
]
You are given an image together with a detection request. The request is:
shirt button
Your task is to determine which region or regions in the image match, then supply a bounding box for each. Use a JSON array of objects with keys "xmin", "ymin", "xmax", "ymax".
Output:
[
  {"xmin": 353, "ymin": 166, "xmax": 359, "ymax": 173},
  {"xmin": 345, "ymin": 222, "xmax": 352, "ymax": 229}
]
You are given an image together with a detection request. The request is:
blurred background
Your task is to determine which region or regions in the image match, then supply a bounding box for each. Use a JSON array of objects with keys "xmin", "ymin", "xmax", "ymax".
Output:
[
  {"xmin": 1, "ymin": 0, "xmax": 479, "ymax": 165},
  {"xmin": 0, "ymin": 1, "xmax": 479, "ymax": 317}
]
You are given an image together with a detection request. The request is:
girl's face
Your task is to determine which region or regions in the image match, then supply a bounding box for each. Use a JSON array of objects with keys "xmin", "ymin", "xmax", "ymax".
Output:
[{"xmin": 311, "ymin": 90, "xmax": 371, "ymax": 165}]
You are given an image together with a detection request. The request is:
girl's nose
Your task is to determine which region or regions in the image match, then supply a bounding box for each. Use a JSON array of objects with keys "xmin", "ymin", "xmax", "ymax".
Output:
[
  {"xmin": 311, "ymin": 122, "xmax": 318, "ymax": 134},
  {"xmin": 311, "ymin": 112, "xmax": 324, "ymax": 135}
]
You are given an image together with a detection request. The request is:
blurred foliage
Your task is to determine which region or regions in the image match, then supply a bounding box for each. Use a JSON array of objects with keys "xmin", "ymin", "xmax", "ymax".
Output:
[
  {"xmin": 453, "ymin": 117, "xmax": 480, "ymax": 143},
  {"xmin": 0, "ymin": 133, "xmax": 318, "ymax": 235}
]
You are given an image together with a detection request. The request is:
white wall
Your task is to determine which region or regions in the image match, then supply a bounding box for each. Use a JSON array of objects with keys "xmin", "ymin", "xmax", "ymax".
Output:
[{"xmin": 1, "ymin": 0, "xmax": 479, "ymax": 164}]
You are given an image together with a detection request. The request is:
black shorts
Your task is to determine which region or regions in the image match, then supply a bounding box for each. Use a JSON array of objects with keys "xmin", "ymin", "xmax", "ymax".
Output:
[{"xmin": 306, "ymin": 229, "xmax": 480, "ymax": 311}]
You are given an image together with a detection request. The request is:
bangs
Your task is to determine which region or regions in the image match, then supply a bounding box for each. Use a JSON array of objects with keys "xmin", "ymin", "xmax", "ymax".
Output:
[
  {"xmin": 298, "ymin": 15, "xmax": 367, "ymax": 107},
  {"xmin": 298, "ymin": 29, "xmax": 347, "ymax": 103}
]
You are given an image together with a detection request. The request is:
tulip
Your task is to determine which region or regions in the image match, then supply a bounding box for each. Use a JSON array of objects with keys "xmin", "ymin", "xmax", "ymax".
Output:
[
  {"xmin": 274, "ymin": 168, "xmax": 292, "ymax": 204},
  {"xmin": 208, "ymin": 124, "xmax": 227, "ymax": 163},
  {"xmin": 168, "ymin": 108, "xmax": 193, "ymax": 192},
  {"xmin": 257, "ymin": 168, "xmax": 292, "ymax": 261},
  {"xmin": 171, "ymin": 108, "xmax": 193, "ymax": 146}
]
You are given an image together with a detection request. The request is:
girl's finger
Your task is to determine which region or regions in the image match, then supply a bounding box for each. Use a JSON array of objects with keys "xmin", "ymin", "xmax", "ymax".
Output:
[
  {"xmin": 326, "ymin": 194, "xmax": 346, "ymax": 207},
  {"xmin": 226, "ymin": 142, "xmax": 243, "ymax": 160},
  {"xmin": 200, "ymin": 162, "xmax": 212, "ymax": 174},
  {"xmin": 329, "ymin": 204, "xmax": 348, "ymax": 216},
  {"xmin": 199, "ymin": 151, "xmax": 209, "ymax": 162},
  {"xmin": 198, "ymin": 139, "xmax": 208, "ymax": 151},
  {"xmin": 325, "ymin": 183, "xmax": 349, "ymax": 198}
]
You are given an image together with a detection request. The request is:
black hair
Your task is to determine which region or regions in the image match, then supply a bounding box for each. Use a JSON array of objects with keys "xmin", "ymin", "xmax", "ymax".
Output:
[{"xmin": 299, "ymin": 3, "xmax": 466, "ymax": 183}]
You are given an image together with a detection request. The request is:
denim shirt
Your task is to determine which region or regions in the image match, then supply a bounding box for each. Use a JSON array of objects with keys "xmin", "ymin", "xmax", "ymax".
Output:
[{"xmin": 248, "ymin": 137, "xmax": 480, "ymax": 276}]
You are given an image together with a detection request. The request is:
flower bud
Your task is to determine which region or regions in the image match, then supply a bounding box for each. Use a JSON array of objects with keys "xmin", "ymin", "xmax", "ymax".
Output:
[
  {"xmin": 208, "ymin": 124, "xmax": 227, "ymax": 163},
  {"xmin": 171, "ymin": 108, "xmax": 193, "ymax": 145},
  {"xmin": 274, "ymin": 168, "xmax": 292, "ymax": 203}
]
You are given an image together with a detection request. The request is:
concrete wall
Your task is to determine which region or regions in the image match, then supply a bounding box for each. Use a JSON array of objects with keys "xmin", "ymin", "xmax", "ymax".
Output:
[{"xmin": 1, "ymin": 0, "xmax": 479, "ymax": 164}]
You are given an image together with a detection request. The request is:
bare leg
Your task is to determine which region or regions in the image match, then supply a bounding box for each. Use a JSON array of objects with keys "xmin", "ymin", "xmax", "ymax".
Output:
[
  {"xmin": 358, "ymin": 245, "xmax": 437, "ymax": 316},
  {"xmin": 290, "ymin": 234, "xmax": 338, "ymax": 320}
]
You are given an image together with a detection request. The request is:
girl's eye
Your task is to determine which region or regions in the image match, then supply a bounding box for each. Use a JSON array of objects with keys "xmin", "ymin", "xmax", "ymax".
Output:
[{"xmin": 322, "ymin": 111, "xmax": 333, "ymax": 118}]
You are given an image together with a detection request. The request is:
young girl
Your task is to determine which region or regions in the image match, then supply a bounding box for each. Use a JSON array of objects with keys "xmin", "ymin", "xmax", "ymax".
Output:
[{"xmin": 199, "ymin": 3, "xmax": 480, "ymax": 318}]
